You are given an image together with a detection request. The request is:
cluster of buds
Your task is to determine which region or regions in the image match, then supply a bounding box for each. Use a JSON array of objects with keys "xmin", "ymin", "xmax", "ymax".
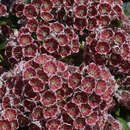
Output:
[{"xmin": 0, "ymin": 0, "xmax": 129, "ymax": 129}]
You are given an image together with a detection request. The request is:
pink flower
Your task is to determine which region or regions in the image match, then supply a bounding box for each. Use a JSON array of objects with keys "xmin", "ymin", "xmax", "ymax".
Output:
[
  {"xmin": 34, "ymin": 54, "xmax": 53, "ymax": 65},
  {"xmin": 43, "ymin": 104, "xmax": 58, "ymax": 118},
  {"xmin": 95, "ymin": 80, "xmax": 107, "ymax": 95},
  {"xmin": 81, "ymin": 76, "xmax": 95, "ymax": 93},
  {"xmin": 41, "ymin": 0, "xmax": 53, "ymax": 12},
  {"xmin": 65, "ymin": 102, "xmax": 80, "ymax": 118},
  {"xmin": 44, "ymin": 38, "xmax": 59, "ymax": 53},
  {"xmin": 29, "ymin": 78, "xmax": 44, "ymax": 92},
  {"xmin": 75, "ymin": 5, "xmax": 87, "ymax": 18},
  {"xmin": 23, "ymin": 4, "xmax": 38, "ymax": 19},
  {"xmin": 87, "ymin": 63, "xmax": 100, "ymax": 78},
  {"xmin": 98, "ymin": 3, "xmax": 112, "ymax": 15},
  {"xmin": 80, "ymin": 103, "xmax": 92, "ymax": 117},
  {"xmin": 68, "ymin": 72, "xmax": 81, "ymax": 89},
  {"xmin": 26, "ymin": 19, "xmax": 38, "ymax": 32},
  {"xmin": 86, "ymin": 112, "xmax": 98, "ymax": 125},
  {"xmin": 96, "ymin": 41, "xmax": 110, "ymax": 54},
  {"xmin": 49, "ymin": 75, "xmax": 62, "ymax": 91},
  {"xmin": 57, "ymin": 34, "xmax": 68, "ymax": 46},
  {"xmin": 18, "ymin": 34, "xmax": 32, "ymax": 46},
  {"xmin": 51, "ymin": 22, "xmax": 64, "ymax": 34},
  {"xmin": 0, "ymin": 4, "xmax": 7, "ymax": 17},
  {"xmin": 0, "ymin": 120, "xmax": 11, "ymax": 130},
  {"xmin": 36, "ymin": 26, "xmax": 50, "ymax": 41},
  {"xmin": 23, "ymin": 44, "xmax": 38, "ymax": 57},
  {"xmin": 4, "ymin": 108, "xmax": 17, "ymax": 121},
  {"xmin": 41, "ymin": 90, "xmax": 56, "ymax": 107},
  {"xmin": 23, "ymin": 67, "xmax": 36, "ymax": 80},
  {"xmin": 43, "ymin": 61, "xmax": 57, "ymax": 75},
  {"xmin": 58, "ymin": 46, "xmax": 71, "ymax": 57},
  {"xmin": 40, "ymin": 11, "xmax": 53, "ymax": 21},
  {"xmin": 46, "ymin": 119, "xmax": 60, "ymax": 129},
  {"xmin": 73, "ymin": 117, "xmax": 86, "ymax": 129}
]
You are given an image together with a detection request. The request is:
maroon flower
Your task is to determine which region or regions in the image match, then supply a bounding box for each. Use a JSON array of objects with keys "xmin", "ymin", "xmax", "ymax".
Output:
[
  {"xmin": 100, "ymin": 68, "xmax": 111, "ymax": 81},
  {"xmin": 58, "ymin": 45, "xmax": 71, "ymax": 57},
  {"xmin": 41, "ymin": 90, "xmax": 56, "ymax": 107},
  {"xmin": 0, "ymin": 120, "xmax": 11, "ymax": 130},
  {"xmin": 29, "ymin": 78, "xmax": 44, "ymax": 92},
  {"xmin": 43, "ymin": 61, "xmax": 57, "ymax": 75},
  {"xmin": 32, "ymin": 106, "xmax": 43, "ymax": 120},
  {"xmin": 51, "ymin": 22, "xmax": 64, "ymax": 34},
  {"xmin": 99, "ymin": 3, "xmax": 112, "ymax": 15},
  {"xmin": 40, "ymin": 11, "xmax": 53, "ymax": 21},
  {"xmin": 23, "ymin": 44, "xmax": 38, "ymax": 57},
  {"xmin": 86, "ymin": 112, "xmax": 98, "ymax": 125},
  {"xmin": 23, "ymin": 67, "xmax": 36, "ymax": 80},
  {"xmin": 43, "ymin": 104, "xmax": 58, "ymax": 118},
  {"xmin": 26, "ymin": 19, "xmax": 38, "ymax": 32},
  {"xmin": 72, "ymin": 91, "xmax": 88, "ymax": 104},
  {"xmin": 120, "ymin": 44, "xmax": 129, "ymax": 60},
  {"xmin": 88, "ymin": 93, "xmax": 101, "ymax": 108},
  {"xmin": 75, "ymin": 5, "xmax": 87, "ymax": 18},
  {"xmin": 34, "ymin": 54, "xmax": 53, "ymax": 65},
  {"xmin": 81, "ymin": 76, "xmax": 95, "ymax": 93},
  {"xmin": 74, "ymin": 17, "xmax": 87, "ymax": 30},
  {"xmin": 71, "ymin": 39, "xmax": 80, "ymax": 53},
  {"xmin": 0, "ymin": 4, "xmax": 7, "ymax": 17},
  {"xmin": 58, "ymin": 124, "xmax": 72, "ymax": 130},
  {"xmin": 44, "ymin": 38, "xmax": 59, "ymax": 53},
  {"xmin": 87, "ymin": 17, "xmax": 97, "ymax": 31},
  {"xmin": 46, "ymin": 119, "xmax": 60, "ymax": 129},
  {"xmin": 18, "ymin": 34, "xmax": 32, "ymax": 46},
  {"xmin": 68, "ymin": 72, "xmax": 81, "ymax": 89},
  {"xmin": 65, "ymin": 102, "xmax": 80, "ymax": 118},
  {"xmin": 12, "ymin": 46, "xmax": 23, "ymax": 61},
  {"xmin": 31, "ymin": 0, "xmax": 42, "ymax": 9},
  {"xmin": 99, "ymin": 28, "xmax": 113, "ymax": 40},
  {"xmin": 75, "ymin": 0, "xmax": 89, "ymax": 5},
  {"xmin": 95, "ymin": 80, "xmax": 107, "ymax": 95},
  {"xmin": 113, "ymin": 32, "xmax": 126, "ymax": 46},
  {"xmin": 73, "ymin": 117, "xmax": 86, "ymax": 129},
  {"xmin": 113, "ymin": 4, "xmax": 123, "ymax": 17},
  {"xmin": 64, "ymin": 28, "xmax": 75, "ymax": 41},
  {"xmin": 98, "ymin": 15, "xmax": 111, "ymax": 27},
  {"xmin": 36, "ymin": 69, "xmax": 48, "ymax": 83},
  {"xmin": 57, "ymin": 34, "xmax": 68, "ymax": 46},
  {"xmin": 41, "ymin": 0, "xmax": 53, "ymax": 12},
  {"xmin": 87, "ymin": 63, "xmax": 100, "ymax": 78},
  {"xmin": 80, "ymin": 103, "xmax": 92, "ymax": 117},
  {"xmin": 96, "ymin": 41, "xmax": 110, "ymax": 54},
  {"xmin": 49, "ymin": 75, "xmax": 62, "ymax": 91},
  {"xmin": 23, "ymin": 4, "xmax": 38, "ymax": 19},
  {"xmin": 23, "ymin": 99, "xmax": 36, "ymax": 112},
  {"xmin": 4, "ymin": 108, "xmax": 17, "ymax": 121},
  {"xmin": 10, "ymin": 120, "xmax": 19, "ymax": 130},
  {"xmin": 87, "ymin": 6, "xmax": 97, "ymax": 17},
  {"xmin": 36, "ymin": 26, "xmax": 50, "ymax": 41}
]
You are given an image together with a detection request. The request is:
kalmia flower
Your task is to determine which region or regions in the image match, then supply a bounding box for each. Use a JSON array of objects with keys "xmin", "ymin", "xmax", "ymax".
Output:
[
  {"xmin": 41, "ymin": 0, "xmax": 53, "ymax": 12},
  {"xmin": 0, "ymin": 4, "xmax": 7, "ymax": 16},
  {"xmin": 23, "ymin": 4, "xmax": 38, "ymax": 19},
  {"xmin": 0, "ymin": 0, "xmax": 129, "ymax": 129}
]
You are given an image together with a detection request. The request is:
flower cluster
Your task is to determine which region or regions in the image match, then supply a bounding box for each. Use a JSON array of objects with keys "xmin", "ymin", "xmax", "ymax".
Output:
[
  {"xmin": 0, "ymin": 0, "xmax": 129, "ymax": 129},
  {"xmin": 0, "ymin": 56, "xmax": 123, "ymax": 129}
]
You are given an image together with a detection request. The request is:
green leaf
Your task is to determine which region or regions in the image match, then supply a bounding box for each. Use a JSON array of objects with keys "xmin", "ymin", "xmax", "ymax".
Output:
[
  {"xmin": 0, "ymin": 21, "xmax": 6, "ymax": 25},
  {"xmin": 0, "ymin": 54, "xmax": 4, "ymax": 61},
  {"xmin": 117, "ymin": 117, "xmax": 130, "ymax": 130},
  {"xmin": 0, "ymin": 43, "xmax": 5, "ymax": 50},
  {"xmin": 115, "ymin": 108, "xmax": 120, "ymax": 116}
]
